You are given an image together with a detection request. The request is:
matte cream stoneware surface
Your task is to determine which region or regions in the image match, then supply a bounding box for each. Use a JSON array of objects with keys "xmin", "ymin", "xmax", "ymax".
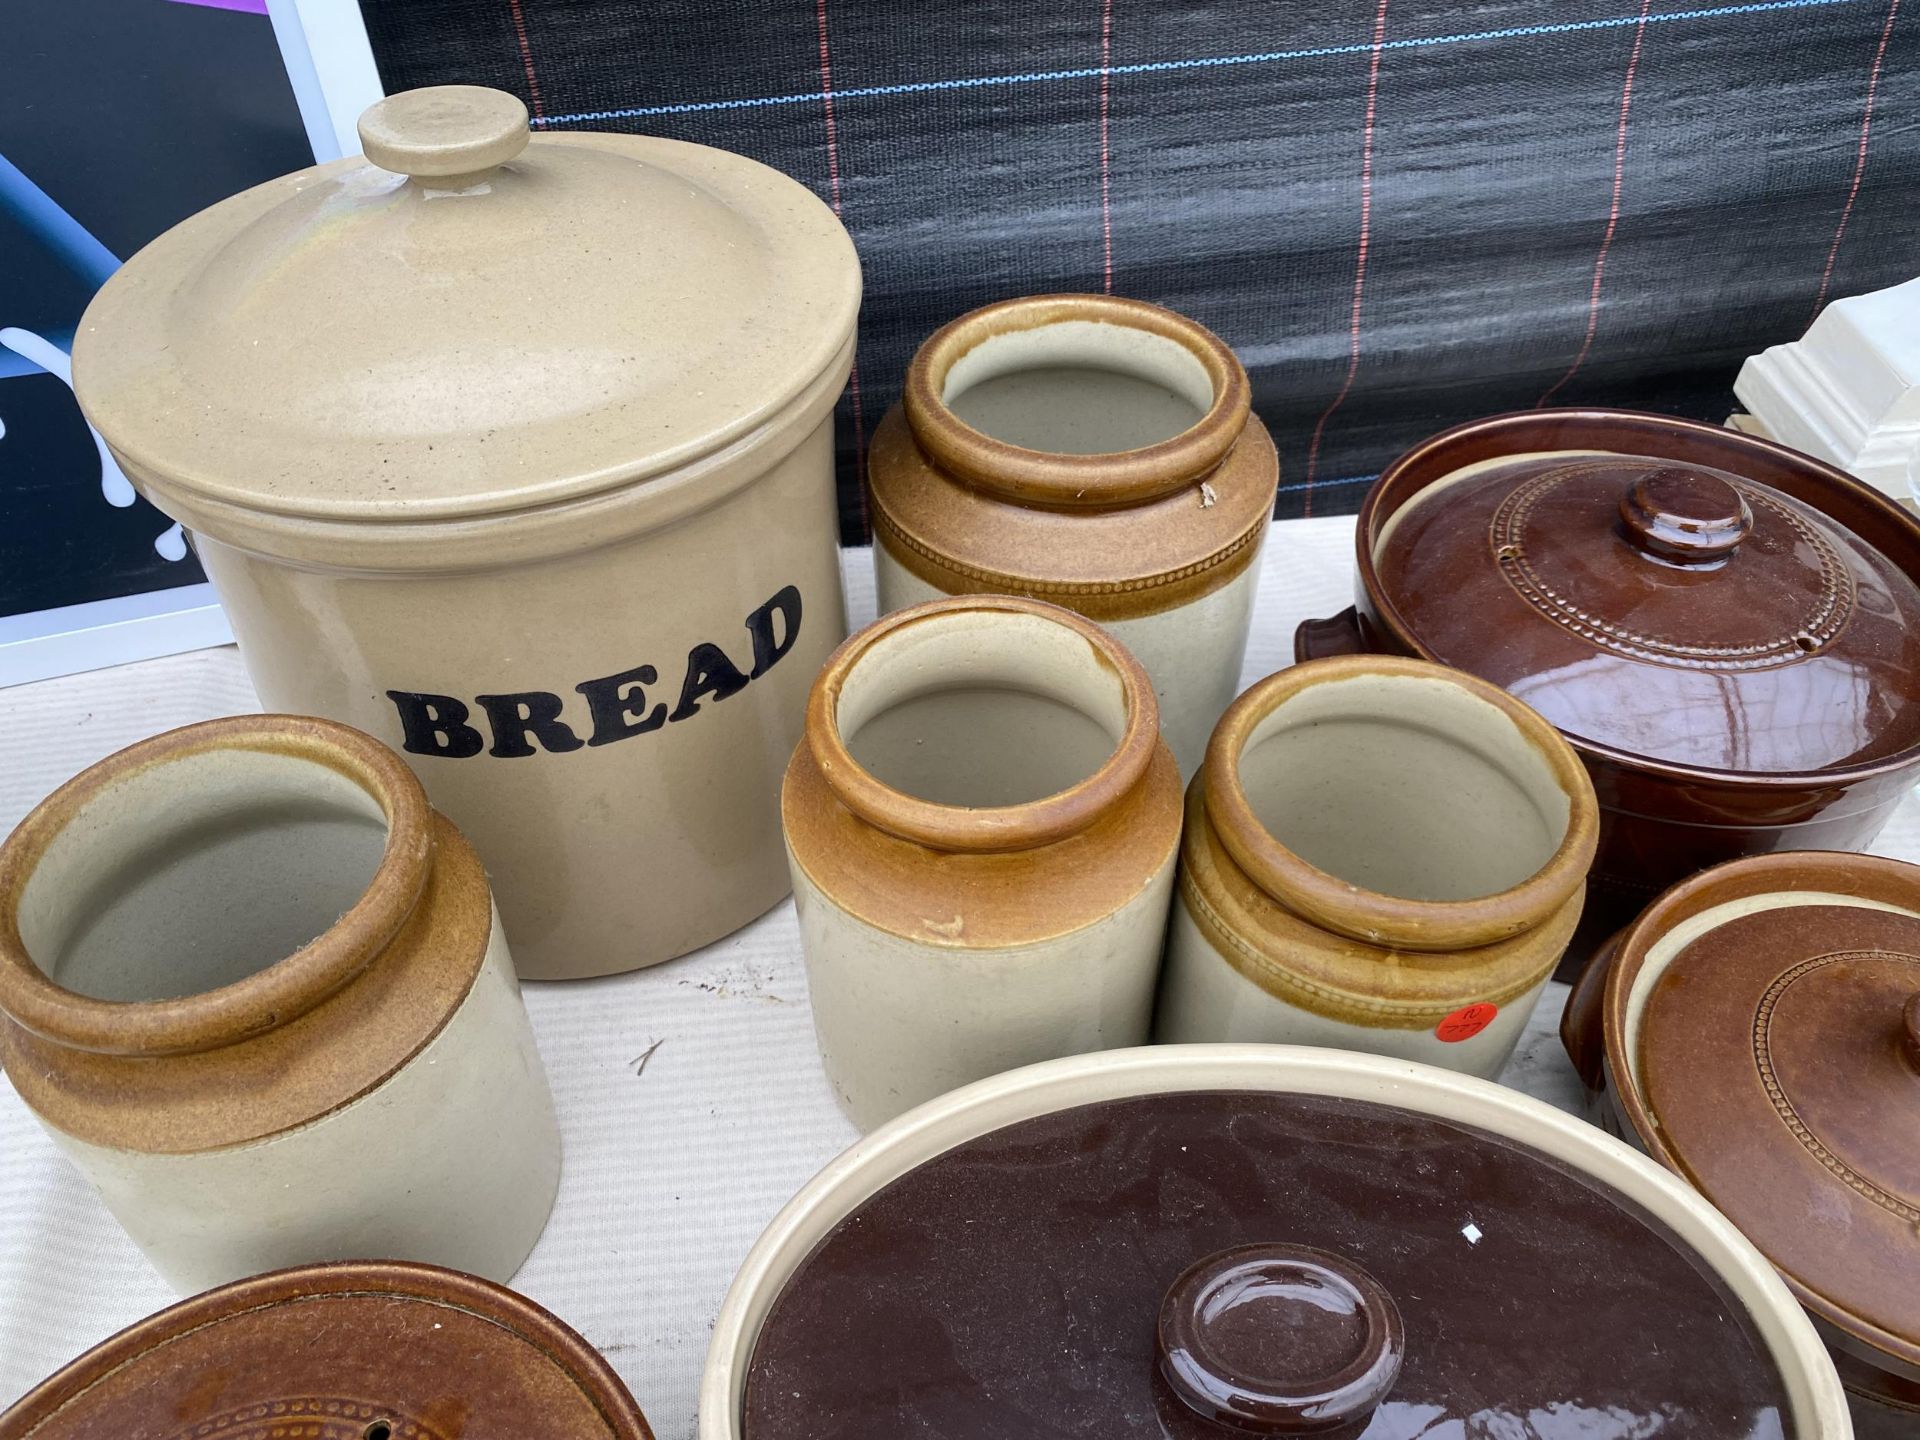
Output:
[
  {"xmin": 0, "ymin": 716, "xmax": 560, "ymax": 1292},
  {"xmin": 782, "ymin": 597, "xmax": 1182, "ymax": 1132},
  {"xmin": 1157, "ymin": 657, "xmax": 1598, "ymax": 1076},
  {"xmin": 70, "ymin": 87, "xmax": 862, "ymax": 978},
  {"xmin": 696, "ymin": 1045, "xmax": 1850, "ymax": 1439},
  {"xmin": 869, "ymin": 295, "xmax": 1278, "ymax": 781}
]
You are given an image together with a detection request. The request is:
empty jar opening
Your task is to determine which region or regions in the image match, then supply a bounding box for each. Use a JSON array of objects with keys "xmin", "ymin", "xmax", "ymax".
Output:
[
  {"xmin": 941, "ymin": 320, "xmax": 1214, "ymax": 454},
  {"xmin": 835, "ymin": 610, "xmax": 1130, "ymax": 808},
  {"xmin": 16, "ymin": 748, "xmax": 390, "ymax": 1003},
  {"xmin": 1236, "ymin": 674, "xmax": 1570, "ymax": 902}
]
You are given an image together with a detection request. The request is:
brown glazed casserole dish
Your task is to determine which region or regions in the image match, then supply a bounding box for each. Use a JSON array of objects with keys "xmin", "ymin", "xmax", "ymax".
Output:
[
  {"xmin": 1562, "ymin": 850, "xmax": 1920, "ymax": 1439},
  {"xmin": 1297, "ymin": 408, "xmax": 1920, "ymax": 964}
]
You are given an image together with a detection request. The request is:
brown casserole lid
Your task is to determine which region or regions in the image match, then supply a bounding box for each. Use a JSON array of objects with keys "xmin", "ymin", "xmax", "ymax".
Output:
[
  {"xmin": 1362, "ymin": 411, "xmax": 1920, "ymax": 777},
  {"xmin": 1600, "ymin": 850, "xmax": 1920, "ymax": 1383},
  {"xmin": 72, "ymin": 85, "xmax": 860, "ymax": 532},
  {"xmin": 0, "ymin": 1261, "xmax": 652, "ymax": 1439},
  {"xmin": 743, "ymin": 1088, "xmax": 1797, "ymax": 1437}
]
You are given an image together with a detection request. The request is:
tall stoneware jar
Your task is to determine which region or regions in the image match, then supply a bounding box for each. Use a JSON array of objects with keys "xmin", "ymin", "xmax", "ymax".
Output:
[
  {"xmin": 71, "ymin": 86, "xmax": 862, "ymax": 978},
  {"xmin": 0, "ymin": 716, "xmax": 561, "ymax": 1294},
  {"xmin": 868, "ymin": 295, "xmax": 1279, "ymax": 780},
  {"xmin": 1157, "ymin": 656, "xmax": 1598, "ymax": 1077},
  {"xmin": 782, "ymin": 596, "xmax": 1183, "ymax": 1131}
]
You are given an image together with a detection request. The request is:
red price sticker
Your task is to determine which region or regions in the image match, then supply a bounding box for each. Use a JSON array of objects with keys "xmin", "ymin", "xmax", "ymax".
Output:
[{"xmin": 1435, "ymin": 1002, "xmax": 1499, "ymax": 1044}]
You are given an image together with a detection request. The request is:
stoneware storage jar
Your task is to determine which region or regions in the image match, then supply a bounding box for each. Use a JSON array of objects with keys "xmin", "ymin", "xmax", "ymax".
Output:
[
  {"xmin": 1298, "ymin": 409, "xmax": 1920, "ymax": 970},
  {"xmin": 868, "ymin": 294, "xmax": 1280, "ymax": 780},
  {"xmin": 0, "ymin": 716, "xmax": 560, "ymax": 1294},
  {"xmin": 699, "ymin": 1045, "xmax": 1850, "ymax": 1439},
  {"xmin": 0, "ymin": 1261, "xmax": 654, "ymax": 1439},
  {"xmin": 1156, "ymin": 655, "xmax": 1597, "ymax": 1077},
  {"xmin": 1562, "ymin": 851, "xmax": 1920, "ymax": 1439},
  {"xmin": 782, "ymin": 595, "xmax": 1182, "ymax": 1131},
  {"xmin": 71, "ymin": 85, "xmax": 862, "ymax": 979}
]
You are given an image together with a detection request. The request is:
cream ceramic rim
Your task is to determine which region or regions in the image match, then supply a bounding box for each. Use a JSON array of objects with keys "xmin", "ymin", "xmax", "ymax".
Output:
[{"xmin": 696, "ymin": 1044, "xmax": 1848, "ymax": 1438}]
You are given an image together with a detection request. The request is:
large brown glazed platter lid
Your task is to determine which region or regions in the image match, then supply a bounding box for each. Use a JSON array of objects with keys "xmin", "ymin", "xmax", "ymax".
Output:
[
  {"xmin": 1586, "ymin": 851, "xmax": 1920, "ymax": 1427},
  {"xmin": 699, "ymin": 1046, "xmax": 1849, "ymax": 1438},
  {"xmin": 0, "ymin": 1261, "xmax": 653, "ymax": 1439},
  {"xmin": 1300, "ymin": 408, "xmax": 1920, "ymax": 955}
]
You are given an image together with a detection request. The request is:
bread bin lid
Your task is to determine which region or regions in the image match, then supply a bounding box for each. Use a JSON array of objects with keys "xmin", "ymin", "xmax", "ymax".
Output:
[
  {"xmin": 0, "ymin": 1261, "xmax": 654, "ymax": 1439},
  {"xmin": 1609, "ymin": 851, "xmax": 1920, "ymax": 1377},
  {"xmin": 1368, "ymin": 430, "xmax": 1920, "ymax": 776},
  {"xmin": 71, "ymin": 85, "xmax": 860, "ymax": 527},
  {"xmin": 741, "ymin": 1085, "xmax": 1800, "ymax": 1436}
]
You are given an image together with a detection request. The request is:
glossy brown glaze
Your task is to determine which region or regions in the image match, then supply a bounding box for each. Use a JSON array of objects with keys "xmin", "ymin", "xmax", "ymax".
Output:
[
  {"xmin": 742, "ymin": 1091, "xmax": 1792, "ymax": 1439},
  {"xmin": 0, "ymin": 1261, "xmax": 654, "ymax": 1439},
  {"xmin": 1583, "ymin": 853, "xmax": 1920, "ymax": 1388},
  {"xmin": 1298, "ymin": 408, "xmax": 1920, "ymax": 964},
  {"xmin": 1157, "ymin": 1245, "xmax": 1404, "ymax": 1436},
  {"xmin": 1570, "ymin": 850, "xmax": 1920, "ymax": 1438}
]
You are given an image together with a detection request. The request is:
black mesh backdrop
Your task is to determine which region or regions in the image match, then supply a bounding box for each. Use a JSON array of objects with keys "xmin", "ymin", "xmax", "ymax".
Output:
[{"xmin": 360, "ymin": 0, "xmax": 1918, "ymax": 539}]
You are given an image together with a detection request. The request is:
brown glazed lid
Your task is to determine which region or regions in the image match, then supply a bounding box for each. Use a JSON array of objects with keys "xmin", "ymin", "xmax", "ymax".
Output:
[
  {"xmin": 1604, "ymin": 850, "xmax": 1920, "ymax": 1380},
  {"xmin": 73, "ymin": 85, "xmax": 859, "ymax": 534},
  {"xmin": 743, "ymin": 1090, "xmax": 1795, "ymax": 1437},
  {"xmin": 1367, "ymin": 413, "xmax": 1920, "ymax": 776},
  {"xmin": 0, "ymin": 1261, "xmax": 653, "ymax": 1439}
]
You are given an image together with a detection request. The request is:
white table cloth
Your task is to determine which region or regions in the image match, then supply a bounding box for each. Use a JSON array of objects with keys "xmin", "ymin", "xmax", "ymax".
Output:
[{"xmin": 4, "ymin": 517, "xmax": 1916, "ymax": 1430}]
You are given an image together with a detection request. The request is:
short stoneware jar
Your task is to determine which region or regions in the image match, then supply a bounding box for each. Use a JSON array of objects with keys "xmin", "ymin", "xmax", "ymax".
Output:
[
  {"xmin": 781, "ymin": 595, "xmax": 1183, "ymax": 1131},
  {"xmin": 1156, "ymin": 655, "xmax": 1598, "ymax": 1076},
  {"xmin": 73, "ymin": 85, "xmax": 862, "ymax": 979},
  {"xmin": 0, "ymin": 715, "xmax": 561, "ymax": 1294},
  {"xmin": 868, "ymin": 294, "xmax": 1280, "ymax": 780}
]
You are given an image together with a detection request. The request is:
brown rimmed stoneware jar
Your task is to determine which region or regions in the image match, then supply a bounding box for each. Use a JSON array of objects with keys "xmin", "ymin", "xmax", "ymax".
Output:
[
  {"xmin": 71, "ymin": 85, "xmax": 862, "ymax": 979},
  {"xmin": 1297, "ymin": 408, "xmax": 1920, "ymax": 972},
  {"xmin": 869, "ymin": 294, "xmax": 1280, "ymax": 781},
  {"xmin": 699, "ymin": 1046, "xmax": 1850, "ymax": 1439},
  {"xmin": 781, "ymin": 595, "xmax": 1182, "ymax": 1132},
  {"xmin": 1156, "ymin": 655, "xmax": 1598, "ymax": 1077},
  {"xmin": 0, "ymin": 715, "xmax": 560, "ymax": 1294},
  {"xmin": 1562, "ymin": 850, "xmax": 1920, "ymax": 1438},
  {"xmin": 0, "ymin": 1260, "xmax": 653, "ymax": 1440}
]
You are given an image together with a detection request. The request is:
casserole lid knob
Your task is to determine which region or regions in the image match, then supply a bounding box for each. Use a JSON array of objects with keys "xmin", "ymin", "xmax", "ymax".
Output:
[
  {"xmin": 1618, "ymin": 466, "xmax": 1753, "ymax": 565},
  {"xmin": 358, "ymin": 84, "xmax": 530, "ymax": 182},
  {"xmin": 1156, "ymin": 1243, "xmax": 1404, "ymax": 1433}
]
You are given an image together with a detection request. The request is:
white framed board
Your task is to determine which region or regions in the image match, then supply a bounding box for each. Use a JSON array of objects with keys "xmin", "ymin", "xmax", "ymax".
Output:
[{"xmin": 0, "ymin": 0, "xmax": 385, "ymax": 688}]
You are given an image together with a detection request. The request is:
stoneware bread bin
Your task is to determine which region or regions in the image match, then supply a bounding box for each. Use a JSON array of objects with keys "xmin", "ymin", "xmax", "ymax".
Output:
[
  {"xmin": 699, "ymin": 1045, "xmax": 1850, "ymax": 1438},
  {"xmin": 1562, "ymin": 850, "xmax": 1920, "ymax": 1438},
  {"xmin": 868, "ymin": 294, "xmax": 1280, "ymax": 780},
  {"xmin": 0, "ymin": 715, "xmax": 560, "ymax": 1294},
  {"xmin": 1156, "ymin": 655, "xmax": 1598, "ymax": 1075},
  {"xmin": 782, "ymin": 595, "xmax": 1182, "ymax": 1131},
  {"xmin": 70, "ymin": 85, "xmax": 862, "ymax": 978},
  {"xmin": 0, "ymin": 1260, "xmax": 654, "ymax": 1440},
  {"xmin": 1297, "ymin": 408, "xmax": 1920, "ymax": 969}
]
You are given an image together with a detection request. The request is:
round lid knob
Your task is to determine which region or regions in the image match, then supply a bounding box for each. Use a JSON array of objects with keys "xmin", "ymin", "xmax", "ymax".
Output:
[
  {"xmin": 1157, "ymin": 1244, "xmax": 1404, "ymax": 1434},
  {"xmin": 1618, "ymin": 466, "xmax": 1754, "ymax": 565},
  {"xmin": 358, "ymin": 85, "xmax": 530, "ymax": 180}
]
